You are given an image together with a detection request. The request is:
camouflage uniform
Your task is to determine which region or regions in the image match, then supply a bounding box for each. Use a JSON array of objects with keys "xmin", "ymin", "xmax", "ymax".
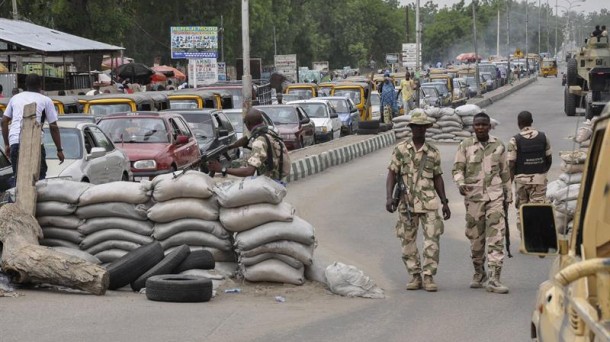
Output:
[
  {"xmin": 452, "ymin": 135, "xmax": 512, "ymax": 271},
  {"xmin": 247, "ymin": 129, "xmax": 291, "ymax": 182},
  {"xmin": 389, "ymin": 139, "xmax": 444, "ymax": 276},
  {"xmin": 506, "ymin": 127, "xmax": 552, "ymax": 234}
]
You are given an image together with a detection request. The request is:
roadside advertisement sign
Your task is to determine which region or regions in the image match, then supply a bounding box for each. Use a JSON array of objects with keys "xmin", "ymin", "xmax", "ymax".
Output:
[
  {"xmin": 188, "ymin": 58, "xmax": 218, "ymax": 87},
  {"xmin": 312, "ymin": 61, "xmax": 329, "ymax": 71},
  {"xmin": 218, "ymin": 62, "xmax": 226, "ymax": 81},
  {"xmin": 385, "ymin": 53, "xmax": 399, "ymax": 64},
  {"xmin": 170, "ymin": 26, "xmax": 218, "ymax": 59},
  {"xmin": 402, "ymin": 43, "xmax": 419, "ymax": 68},
  {"xmin": 274, "ymin": 54, "xmax": 297, "ymax": 81}
]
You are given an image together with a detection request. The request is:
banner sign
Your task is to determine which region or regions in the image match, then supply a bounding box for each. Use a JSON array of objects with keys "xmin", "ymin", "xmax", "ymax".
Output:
[
  {"xmin": 218, "ymin": 62, "xmax": 226, "ymax": 81},
  {"xmin": 274, "ymin": 54, "xmax": 297, "ymax": 81},
  {"xmin": 171, "ymin": 26, "xmax": 218, "ymax": 59},
  {"xmin": 188, "ymin": 58, "xmax": 218, "ymax": 87}
]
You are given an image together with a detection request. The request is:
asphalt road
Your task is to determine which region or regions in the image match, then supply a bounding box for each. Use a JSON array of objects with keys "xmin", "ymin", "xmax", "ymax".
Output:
[{"xmin": 0, "ymin": 76, "xmax": 586, "ymax": 342}]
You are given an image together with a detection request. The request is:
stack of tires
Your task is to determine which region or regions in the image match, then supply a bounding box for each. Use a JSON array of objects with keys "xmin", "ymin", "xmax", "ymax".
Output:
[
  {"xmin": 36, "ymin": 179, "xmax": 90, "ymax": 251},
  {"xmin": 75, "ymin": 181, "xmax": 154, "ymax": 264},
  {"xmin": 216, "ymin": 176, "xmax": 316, "ymax": 285},
  {"xmin": 148, "ymin": 171, "xmax": 235, "ymax": 264}
]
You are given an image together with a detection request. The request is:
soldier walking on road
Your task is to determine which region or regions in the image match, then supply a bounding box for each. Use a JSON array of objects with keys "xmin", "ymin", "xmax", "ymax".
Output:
[
  {"xmin": 507, "ymin": 111, "xmax": 552, "ymax": 248},
  {"xmin": 386, "ymin": 110, "xmax": 451, "ymax": 292},
  {"xmin": 453, "ymin": 112, "xmax": 512, "ymax": 294}
]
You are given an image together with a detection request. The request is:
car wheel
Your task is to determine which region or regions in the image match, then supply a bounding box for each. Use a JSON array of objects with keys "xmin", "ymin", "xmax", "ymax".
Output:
[{"xmin": 145, "ymin": 275, "xmax": 213, "ymax": 303}]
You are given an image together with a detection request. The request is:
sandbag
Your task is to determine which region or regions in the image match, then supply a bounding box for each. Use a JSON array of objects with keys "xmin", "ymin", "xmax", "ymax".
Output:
[
  {"xmin": 438, "ymin": 114, "xmax": 461, "ymax": 123},
  {"xmin": 559, "ymin": 150, "xmax": 587, "ymax": 164},
  {"xmin": 490, "ymin": 118, "xmax": 500, "ymax": 129},
  {"xmin": 78, "ymin": 181, "xmax": 152, "ymax": 206},
  {"xmin": 80, "ymin": 229, "xmax": 154, "ymax": 250},
  {"xmin": 51, "ymin": 247, "xmax": 101, "ymax": 265},
  {"xmin": 36, "ymin": 178, "xmax": 92, "ymax": 204},
  {"xmin": 239, "ymin": 240, "xmax": 314, "ymax": 266},
  {"xmin": 574, "ymin": 126, "xmax": 592, "ymax": 143},
  {"xmin": 152, "ymin": 170, "xmax": 215, "ymax": 202},
  {"xmin": 41, "ymin": 227, "xmax": 84, "ymax": 244},
  {"xmin": 215, "ymin": 262, "xmax": 238, "ymax": 277},
  {"xmin": 215, "ymin": 176, "xmax": 287, "ymax": 208},
  {"xmin": 426, "ymin": 128, "xmax": 442, "ymax": 134},
  {"xmin": 554, "ymin": 200, "xmax": 578, "ymax": 216},
  {"xmin": 455, "ymin": 104, "xmax": 481, "ymax": 117},
  {"xmin": 440, "ymin": 107, "xmax": 455, "ymax": 116},
  {"xmin": 234, "ymin": 217, "xmax": 315, "ymax": 251},
  {"xmin": 392, "ymin": 115, "xmax": 411, "ymax": 123},
  {"xmin": 461, "ymin": 116, "xmax": 474, "ymax": 125},
  {"xmin": 324, "ymin": 262, "xmax": 385, "ymax": 299},
  {"xmin": 393, "ymin": 121, "xmax": 409, "ymax": 129},
  {"xmin": 76, "ymin": 202, "xmax": 149, "ymax": 220},
  {"xmin": 441, "ymin": 126, "xmax": 463, "ymax": 133},
  {"xmin": 78, "ymin": 217, "xmax": 153, "ymax": 236},
  {"xmin": 423, "ymin": 107, "xmax": 442, "ymax": 118},
  {"xmin": 220, "ymin": 202, "xmax": 295, "ymax": 233},
  {"xmin": 36, "ymin": 201, "xmax": 77, "ymax": 217},
  {"xmin": 554, "ymin": 211, "xmax": 571, "ymax": 235},
  {"xmin": 395, "ymin": 131, "xmax": 411, "ymax": 139},
  {"xmin": 153, "ymin": 219, "xmax": 229, "ymax": 241},
  {"xmin": 561, "ymin": 161, "xmax": 585, "ymax": 174},
  {"xmin": 393, "ymin": 126, "xmax": 410, "ymax": 133},
  {"xmin": 240, "ymin": 253, "xmax": 303, "ymax": 269},
  {"xmin": 159, "ymin": 231, "xmax": 232, "ymax": 251},
  {"xmin": 165, "ymin": 246, "xmax": 237, "ymax": 262},
  {"xmin": 553, "ymin": 183, "xmax": 581, "ymax": 202},
  {"xmin": 241, "ymin": 259, "xmax": 305, "ymax": 285},
  {"xmin": 147, "ymin": 198, "xmax": 219, "ymax": 223},
  {"xmin": 39, "ymin": 238, "xmax": 80, "ymax": 249},
  {"xmin": 580, "ymin": 139, "xmax": 591, "ymax": 148},
  {"xmin": 558, "ymin": 172, "xmax": 583, "ymax": 185},
  {"xmin": 85, "ymin": 240, "xmax": 142, "ymax": 256},
  {"xmin": 37, "ymin": 215, "xmax": 83, "ymax": 229},
  {"xmin": 433, "ymin": 133, "xmax": 456, "ymax": 140},
  {"xmin": 95, "ymin": 249, "xmax": 129, "ymax": 264},
  {"xmin": 546, "ymin": 179, "xmax": 567, "ymax": 201},
  {"xmin": 453, "ymin": 131, "xmax": 473, "ymax": 138},
  {"xmin": 436, "ymin": 121, "xmax": 463, "ymax": 128}
]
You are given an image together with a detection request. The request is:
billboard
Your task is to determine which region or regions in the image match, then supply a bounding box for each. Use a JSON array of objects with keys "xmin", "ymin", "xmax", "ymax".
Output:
[
  {"xmin": 274, "ymin": 54, "xmax": 297, "ymax": 82},
  {"xmin": 171, "ymin": 26, "xmax": 218, "ymax": 59},
  {"xmin": 188, "ymin": 58, "xmax": 218, "ymax": 87},
  {"xmin": 312, "ymin": 61, "xmax": 329, "ymax": 71},
  {"xmin": 218, "ymin": 62, "xmax": 227, "ymax": 81}
]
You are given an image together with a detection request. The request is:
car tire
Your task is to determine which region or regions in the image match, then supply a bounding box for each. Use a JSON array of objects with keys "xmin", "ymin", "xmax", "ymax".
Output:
[
  {"xmin": 358, "ymin": 120, "xmax": 380, "ymax": 130},
  {"xmin": 174, "ymin": 250, "xmax": 215, "ymax": 273},
  {"xmin": 130, "ymin": 244, "xmax": 191, "ymax": 291},
  {"xmin": 567, "ymin": 59, "xmax": 578, "ymax": 86},
  {"xmin": 145, "ymin": 275, "xmax": 213, "ymax": 303},
  {"xmin": 106, "ymin": 241, "xmax": 165, "ymax": 290}
]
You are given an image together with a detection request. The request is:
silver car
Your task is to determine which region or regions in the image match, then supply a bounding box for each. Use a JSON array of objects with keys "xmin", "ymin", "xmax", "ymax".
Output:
[{"xmin": 44, "ymin": 121, "xmax": 132, "ymax": 183}]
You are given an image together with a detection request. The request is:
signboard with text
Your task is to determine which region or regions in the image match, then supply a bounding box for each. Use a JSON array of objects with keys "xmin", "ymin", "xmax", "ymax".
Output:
[
  {"xmin": 188, "ymin": 58, "xmax": 218, "ymax": 87},
  {"xmin": 171, "ymin": 26, "xmax": 218, "ymax": 59},
  {"xmin": 274, "ymin": 54, "xmax": 297, "ymax": 81},
  {"xmin": 218, "ymin": 62, "xmax": 226, "ymax": 81}
]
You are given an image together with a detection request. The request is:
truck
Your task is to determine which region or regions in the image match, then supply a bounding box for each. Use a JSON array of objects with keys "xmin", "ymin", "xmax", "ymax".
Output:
[
  {"xmin": 520, "ymin": 105, "xmax": 610, "ymax": 341},
  {"xmin": 565, "ymin": 36, "xmax": 610, "ymax": 118}
]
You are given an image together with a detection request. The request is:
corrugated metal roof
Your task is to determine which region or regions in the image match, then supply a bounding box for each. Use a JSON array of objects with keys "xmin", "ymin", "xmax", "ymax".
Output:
[{"xmin": 0, "ymin": 18, "xmax": 124, "ymax": 53}]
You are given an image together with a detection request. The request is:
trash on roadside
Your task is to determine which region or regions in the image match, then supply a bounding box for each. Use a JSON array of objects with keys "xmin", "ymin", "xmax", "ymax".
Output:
[
  {"xmin": 274, "ymin": 295, "xmax": 286, "ymax": 303},
  {"xmin": 224, "ymin": 288, "xmax": 241, "ymax": 294}
]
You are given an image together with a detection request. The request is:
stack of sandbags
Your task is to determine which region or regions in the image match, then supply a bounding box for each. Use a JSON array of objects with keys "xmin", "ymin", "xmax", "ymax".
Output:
[
  {"xmin": 573, "ymin": 118, "xmax": 596, "ymax": 148},
  {"xmin": 217, "ymin": 176, "xmax": 316, "ymax": 285},
  {"xmin": 149, "ymin": 171, "xmax": 235, "ymax": 264},
  {"xmin": 455, "ymin": 104, "xmax": 481, "ymax": 133},
  {"xmin": 433, "ymin": 107, "xmax": 467, "ymax": 142},
  {"xmin": 75, "ymin": 181, "xmax": 153, "ymax": 263},
  {"xmin": 392, "ymin": 115, "xmax": 411, "ymax": 140},
  {"xmin": 36, "ymin": 179, "xmax": 91, "ymax": 250}
]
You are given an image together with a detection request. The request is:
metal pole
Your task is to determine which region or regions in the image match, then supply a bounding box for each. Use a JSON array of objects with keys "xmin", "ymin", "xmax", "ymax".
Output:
[
  {"xmin": 406, "ymin": 6, "xmax": 410, "ymax": 43},
  {"xmin": 507, "ymin": 0, "xmax": 510, "ymax": 53},
  {"xmin": 415, "ymin": 0, "xmax": 420, "ymax": 74},
  {"xmin": 538, "ymin": 0, "xmax": 541, "ymax": 55},
  {"xmin": 273, "ymin": 25, "xmax": 277, "ymax": 56},
  {"xmin": 473, "ymin": 0, "xmax": 481, "ymax": 96},
  {"xmin": 11, "ymin": 0, "xmax": 18, "ymax": 19},
  {"xmin": 526, "ymin": 1, "xmax": 529, "ymax": 77},
  {"xmin": 497, "ymin": 9, "xmax": 500, "ymax": 57},
  {"xmin": 220, "ymin": 15, "xmax": 224, "ymax": 63},
  {"xmin": 241, "ymin": 0, "xmax": 252, "ymax": 116},
  {"xmin": 555, "ymin": 0, "xmax": 558, "ymax": 57},
  {"xmin": 546, "ymin": 0, "xmax": 550, "ymax": 52}
]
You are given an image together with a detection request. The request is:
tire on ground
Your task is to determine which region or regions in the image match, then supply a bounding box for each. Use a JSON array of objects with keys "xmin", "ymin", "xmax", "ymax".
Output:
[
  {"xmin": 358, "ymin": 120, "xmax": 380, "ymax": 130},
  {"xmin": 145, "ymin": 275, "xmax": 213, "ymax": 303},
  {"xmin": 174, "ymin": 250, "xmax": 215, "ymax": 273},
  {"xmin": 131, "ymin": 244, "xmax": 191, "ymax": 291},
  {"xmin": 106, "ymin": 241, "xmax": 164, "ymax": 290}
]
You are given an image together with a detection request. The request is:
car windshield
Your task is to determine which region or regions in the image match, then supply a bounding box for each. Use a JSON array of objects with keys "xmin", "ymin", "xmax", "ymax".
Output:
[
  {"xmin": 224, "ymin": 112, "xmax": 243, "ymax": 133},
  {"xmin": 325, "ymin": 99, "xmax": 349, "ymax": 113},
  {"xmin": 178, "ymin": 113, "xmax": 215, "ymax": 139},
  {"xmin": 318, "ymin": 86, "xmax": 333, "ymax": 97},
  {"xmin": 43, "ymin": 127, "xmax": 82, "ymax": 159},
  {"xmin": 421, "ymin": 87, "xmax": 437, "ymax": 97},
  {"xmin": 425, "ymin": 83, "xmax": 448, "ymax": 95},
  {"xmin": 297, "ymin": 103, "xmax": 328, "ymax": 118},
  {"xmin": 170, "ymin": 99, "xmax": 199, "ymax": 109},
  {"xmin": 370, "ymin": 93, "xmax": 380, "ymax": 106},
  {"xmin": 333, "ymin": 89, "xmax": 361, "ymax": 105},
  {"xmin": 287, "ymin": 88, "xmax": 314, "ymax": 99},
  {"xmin": 259, "ymin": 107, "xmax": 298, "ymax": 125},
  {"xmin": 97, "ymin": 117, "xmax": 170, "ymax": 143},
  {"xmin": 89, "ymin": 103, "xmax": 132, "ymax": 116}
]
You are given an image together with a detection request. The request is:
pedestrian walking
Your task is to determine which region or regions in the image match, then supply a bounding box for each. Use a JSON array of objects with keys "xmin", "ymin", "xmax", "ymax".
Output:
[
  {"xmin": 398, "ymin": 72, "xmax": 416, "ymax": 112},
  {"xmin": 452, "ymin": 112, "xmax": 512, "ymax": 294},
  {"xmin": 507, "ymin": 111, "xmax": 552, "ymax": 248},
  {"xmin": 386, "ymin": 110, "xmax": 451, "ymax": 292},
  {"xmin": 379, "ymin": 72, "xmax": 397, "ymax": 123},
  {"xmin": 1, "ymin": 74, "xmax": 64, "ymax": 186}
]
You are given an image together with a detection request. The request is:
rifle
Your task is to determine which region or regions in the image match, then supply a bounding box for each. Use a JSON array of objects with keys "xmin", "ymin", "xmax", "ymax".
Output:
[
  {"xmin": 200, "ymin": 145, "xmax": 231, "ymax": 177},
  {"xmin": 392, "ymin": 174, "xmax": 412, "ymax": 221},
  {"xmin": 504, "ymin": 200, "xmax": 513, "ymax": 258}
]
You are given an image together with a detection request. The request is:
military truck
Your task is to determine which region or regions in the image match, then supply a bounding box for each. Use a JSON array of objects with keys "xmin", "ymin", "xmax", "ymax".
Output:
[
  {"xmin": 520, "ymin": 105, "xmax": 610, "ymax": 341},
  {"xmin": 565, "ymin": 36, "xmax": 610, "ymax": 118}
]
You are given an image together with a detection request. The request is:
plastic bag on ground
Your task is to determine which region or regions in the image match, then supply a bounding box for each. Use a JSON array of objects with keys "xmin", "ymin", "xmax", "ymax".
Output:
[
  {"xmin": 234, "ymin": 216, "xmax": 315, "ymax": 251},
  {"xmin": 36, "ymin": 179, "xmax": 92, "ymax": 204},
  {"xmin": 78, "ymin": 181, "xmax": 152, "ymax": 206},
  {"xmin": 214, "ymin": 176, "xmax": 287, "ymax": 208},
  {"xmin": 152, "ymin": 170, "xmax": 215, "ymax": 202},
  {"xmin": 220, "ymin": 201, "xmax": 295, "ymax": 233},
  {"xmin": 147, "ymin": 198, "xmax": 219, "ymax": 223},
  {"xmin": 324, "ymin": 262, "xmax": 384, "ymax": 299}
]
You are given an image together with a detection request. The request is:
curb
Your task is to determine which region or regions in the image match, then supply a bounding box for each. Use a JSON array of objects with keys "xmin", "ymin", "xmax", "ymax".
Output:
[
  {"xmin": 288, "ymin": 132, "xmax": 395, "ymax": 183},
  {"xmin": 471, "ymin": 77, "xmax": 537, "ymax": 108}
]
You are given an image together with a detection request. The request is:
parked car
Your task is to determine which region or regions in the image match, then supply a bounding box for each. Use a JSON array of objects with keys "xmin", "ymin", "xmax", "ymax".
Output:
[
  {"xmin": 96, "ymin": 112, "xmax": 201, "ymax": 181},
  {"xmin": 42, "ymin": 121, "xmax": 132, "ymax": 183},
  {"xmin": 316, "ymin": 96, "xmax": 359, "ymax": 135},
  {"xmin": 419, "ymin": 86, "xmax": 442, "ymax": 107},
  {"xmin": 421, "ymin": 83, "xmax": 451, "ymax": 107},
  {"xmin": 286, "ymin": 99, "xmax": 341, "ymax": 142},
  {"xmin": 169, "ymin": 109, "xmax": 240, "ymax": 165},
  {"xmin": 255, "ymin": 105, "xmax": 315, "ymax": 150},
  {"xmin": 0, "ymin": 148, "xmax": 12, "ymax": 193},
  {"xmin": 223, "ymin": 108, "xmax": 278, "ymax": 140}
]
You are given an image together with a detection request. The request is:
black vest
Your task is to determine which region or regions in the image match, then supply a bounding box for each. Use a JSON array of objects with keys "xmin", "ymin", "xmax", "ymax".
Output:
[{"xmin": 514, "ymin": 132, "xmax": 547, "ymax": 175}]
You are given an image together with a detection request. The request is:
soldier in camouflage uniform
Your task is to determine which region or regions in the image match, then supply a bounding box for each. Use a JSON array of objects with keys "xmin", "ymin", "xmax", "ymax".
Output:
[
  {"xmin": 386, "ymin": 110, "xmax": 451, "ymax": 292},
  {"xmin": 507, "ymin": 111, "xmax": 552, "ymax": 245},
  {"xmin": 453, "ymin": 112, "xmax": 512, "ymax": 294},
  {"xmin": 208, "ymin": 108, "xmax": 290, "ymax": 182}
]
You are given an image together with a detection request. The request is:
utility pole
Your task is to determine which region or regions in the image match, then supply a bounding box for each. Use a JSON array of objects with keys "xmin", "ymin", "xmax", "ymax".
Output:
[
  {"xmin": 555, "ymin": 0, "xmax": 558, "ymax": 57},
  {"xmin": 497, "ymin": 9, "xmax": 500, "ymax": 57},
  {"xmin": 12, "ymin": 0, "xmax": 18, "ymax": 19},
  {"xmin": 526, "ymin": 1, "xmax": 529, "ymax": 76},
  {"xmin": 538, "ymin": 0, "xmax": 541, "ymax": 55},
  {"xmin": 406, "ymin": 6, "xmax": 410, "ymax": 42},
  {"xmin": 242, "ymin": 0, "xmax": 252, "ymax": 115},
  {"xmin": 220, "ymin": 15, "xmax": 224, "ymax": 63},
  {"xmin": 473, "ymin": 0, "xmax": 481, "ymax": 96},
  {"xmin": 273, "ymin": 25, "xmax": 277, "ymax": 56},
  {"xmin": 415, "ymin": 0, "xmax": 420, "ymax": 75}
]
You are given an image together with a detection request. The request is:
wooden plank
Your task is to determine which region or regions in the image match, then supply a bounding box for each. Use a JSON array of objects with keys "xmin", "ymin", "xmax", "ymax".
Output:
[{"xmin": 15, "ymin": 102, "xmax": 41, "ymax": 216}]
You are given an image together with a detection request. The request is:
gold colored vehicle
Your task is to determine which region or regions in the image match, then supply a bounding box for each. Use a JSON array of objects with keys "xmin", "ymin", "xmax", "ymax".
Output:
[
  {"xmin": 317, "ymin": 82, "xmax": 335, "ymax": 97},
  {"xmin": 285, "ymin": 83, "xmax": 317, "ymax": 99},
  {"xmin": 84, "ymin": 93, "xmax": 167, "ymax": 117},
  {"xmin": 521, "ymin": 108, "xmax": 610, "ymax": 341},
  {"xmin": 540, "ymin": 58, "xmax": 558, "ymax": 78},
  {"xmin": 50, "ymin": 95, "xmax": 83, "ymax": 115},
  {"xmin": 167, "ymin": 89, "xmax": 231, "ymax": 110},
  {"xmin": 331, "ymin": 82, "xmax": 372, "ymax": 121}
]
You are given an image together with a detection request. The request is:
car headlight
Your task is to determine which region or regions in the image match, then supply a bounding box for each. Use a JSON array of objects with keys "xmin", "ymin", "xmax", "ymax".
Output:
[{"xmin": 133, "ymin": 160, "xmax": 157, "ymax": 170}]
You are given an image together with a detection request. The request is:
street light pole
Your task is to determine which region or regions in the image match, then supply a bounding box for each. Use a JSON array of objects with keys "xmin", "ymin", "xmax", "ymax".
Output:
[
  {"xmin": 242, "ymin": 0, "xmax": 252, "ymax": 115},
  {"xmin": 473, "ymin": 0, "xmax": 481, "ymax": 96},
  {"xmin": 526, "ymin": 1, "xmax": 529, "ymax": 76},
  {"xmin": 555, "ymin": 0, "xmax": 558, "ymax": 57},
  {"xmin": 415, "ymin": 0, "xmax": 420, "ymax": 74},
  {"xmin": 538, "ymin": 0, "xmax": 541, "ymax": 55}
]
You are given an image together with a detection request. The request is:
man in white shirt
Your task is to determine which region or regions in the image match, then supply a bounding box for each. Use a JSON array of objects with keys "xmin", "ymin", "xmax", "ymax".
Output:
[{"xmin": 1, "ymin": 74, "xmax": 64, "ymax": 185}]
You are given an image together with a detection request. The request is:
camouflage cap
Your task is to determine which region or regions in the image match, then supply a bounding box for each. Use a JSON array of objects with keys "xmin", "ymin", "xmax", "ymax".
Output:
[{"xmin": 409, "ymin": 109, "xmax": 433, "ymax": 126}]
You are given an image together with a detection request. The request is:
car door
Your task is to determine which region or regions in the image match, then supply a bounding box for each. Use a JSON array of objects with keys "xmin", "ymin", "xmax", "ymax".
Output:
[
  {"xmin": 328, "ymin": 105, "xmax": 341, "ymax": 138},
  {"xmin": 171, "ymin": 117, "xmax": 198, "ymax": 169},
  {"xmin": 89, "ymin": 125, "xmax": 125, "ymax": 181},
  {"xmin": 296, "ymin": 107, "xmax": 314, "ymax": 146},
  {"xmin": 215, "ymin": 112, "xmax": 239, "ymax": 160},
  {"xmin": 82, "ymin": 126, "xmax": 109, "ymax": 184}
]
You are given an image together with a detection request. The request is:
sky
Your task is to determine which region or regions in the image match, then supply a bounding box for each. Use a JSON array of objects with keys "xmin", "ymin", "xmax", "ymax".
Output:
[{"xmin": 399, "ymin": 0, "xmax": 607, "ymax": 15}]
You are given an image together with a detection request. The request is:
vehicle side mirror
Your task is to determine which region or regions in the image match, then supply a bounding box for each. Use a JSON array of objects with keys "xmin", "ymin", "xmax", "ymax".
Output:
[
  {"xmin": 300, "ymin": 117, "xmax": 310, "ymax": 125},
  {"xmin": 520, "ymin": 204, "xmax": 559, "ymax": 256},
  {"xmin": 218, "ymin": 129, "xmax": 229, "ymax": 137},
  {"xmin": 88, "ymin": 147, "xmax": 105, "ymax": 160},
  {"xmin": 175, "ymin": 135, "xmax": 189, "ymax": 145}
]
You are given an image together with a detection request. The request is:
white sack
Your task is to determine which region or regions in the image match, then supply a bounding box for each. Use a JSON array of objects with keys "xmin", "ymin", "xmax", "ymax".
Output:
[
  {"xmin": 76, "ymin": 202, "xmax": 149, "ymax": 220},
  {"xmin": 392, "ymin": 115, "xmax": 411, "ymax": 123},
  {"xmin": 153, "ymin": 219, "xmax": 229, "ymax": 241},
  {"xmin": 241, "ymin": 259, "xmax": 305, "ymax": 285},
  {"xmin": 324, "ymin": 262, "xmax": 385, "ymax": 299},
  {"xmin": 152, "ymin": 170, "xmax": 214, "ymax": 202},
  {"xmin": 147, "ymin": 198, "xmax": 219, "ymax": 223},
  {"xmin": 574, "ymin": 126, "xmax": 592, "ymax": 143},
  {"xmin": 159, "ymin": 231, "xmax": 232, "ymax": 251},
  {"xmin": 220, "ymin": 202, "xmax": 295, "ymax": 233},
  {"xmin": 215, "ymin": 176, "xmax": 286, "ymax": 208},
  {"xmin": 86, "ymin": 240, "xmax": 142, "ymax": 256},
  {"xmin": 554, "ymin": 200, "xmax": 578, "ymax": 216},
  {"xmin": 558, "ymin": 172, "xmax": 583, "ymax": 185},
  {"xmin": 546, "ymin": 179, "xmax": 567, "ymax": 201},
  {"xmin": 36, "ymin": 179, "xmax": 92, "ymax": 204},
  {"xmin": 239, "ymin": 240, "xmax": 314, "ymax": 266},
  {"xmin": 80, "ymin": 229, "xmax": 154, "ymax": 250},
  {"xmin": 234, "ymin": 217, "xmax": 315, "ymax": 251},
  {"xmin": 454, "ymin": 104, "xmax": 481, "ymax": 117},
  {"xmin": 78, "ymin": 217, "xmax": 153, "ymax": 236},
  {"xmin": 79, "ymin": 181, "xmax": 152, "ymax": 206},
  {"xmin": 36, "ymin": 201, "xmax": 77, "ymax": 216},
  {"xmin": 461, "ymin": 116, "xmax": 474, "ymax": 125},
  {"xmin": 440, "ymin": 107, "xmax": 455, "ymax": 116},
  {"xmin": 239, "ymin": 252, "xmax": 303, "ymax": 269},
  {"xmin": 165, "ymin": 246, "xmax": 236, "ymax": 262},
  {"xmin": 553, "ymin": 183, "xmax": 581, "ymax": 202},
  {"xmin": 559, "ymin": 150, "xmax": 587, "ymax": 164},
  {"xmin": 560, "ymin": 162, "xmax": 585, "ymax": 174}
]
